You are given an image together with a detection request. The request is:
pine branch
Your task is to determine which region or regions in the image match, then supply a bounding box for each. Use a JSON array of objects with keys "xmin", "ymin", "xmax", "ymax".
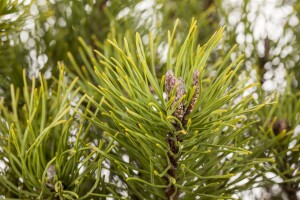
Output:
[{"xmin": 83, "ymin": 20, "xmax": 269, "ymax": 199}]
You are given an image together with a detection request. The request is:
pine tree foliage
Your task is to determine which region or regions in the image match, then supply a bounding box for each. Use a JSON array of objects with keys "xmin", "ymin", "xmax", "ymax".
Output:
[
  {"xmin": 247, "ymin": 83, "xmax": 300, "ymax": 199},
  {"xmin": 0, "ymin": 66, "xmax": 115, "ymax": 199},
  {"xmin": 0, "ymin": 20, "xmax": 270, "ymax": 199},
  {"xmin": 0, "ymin": 0, "xmax": 32, "ymax": 100},
  {"xmin": 1, "ymin": 0, "xmax": 300, "ymax": 199},
  {"xmin": 81, "ymin": 20, "xmax": 271, "ymax": 199}
]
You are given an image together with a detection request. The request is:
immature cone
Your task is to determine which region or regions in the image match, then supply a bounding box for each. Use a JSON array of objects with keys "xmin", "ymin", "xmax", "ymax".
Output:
[
  {"xmin": 165, "ymin": 70, "xmax": 177, "ymax": 101},
  {"xmin": 173, "ymin": 77, "xmax": 186, "ymax": 121},
  {"xmin": 272, "ymin": 119, "xmax": 288, "ymax": 135},
  {"xmin": 164, "ymin": 69, "xmax": 186, "ymax": 121},
  {"xmin": 185, "ymin": 69, "xmax": 200, "ymax": 115}
]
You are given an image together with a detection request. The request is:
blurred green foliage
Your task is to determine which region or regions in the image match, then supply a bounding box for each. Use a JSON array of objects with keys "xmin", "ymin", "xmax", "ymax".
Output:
[{"xmin": 0, "ymin": 0, "xmax": 300, "ymax": 199}]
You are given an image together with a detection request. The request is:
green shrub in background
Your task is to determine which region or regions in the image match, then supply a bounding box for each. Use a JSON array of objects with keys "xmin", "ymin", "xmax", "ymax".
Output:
[{"xmin": 1, "ymin": 0, "xmax": 300, "ymax": 199}]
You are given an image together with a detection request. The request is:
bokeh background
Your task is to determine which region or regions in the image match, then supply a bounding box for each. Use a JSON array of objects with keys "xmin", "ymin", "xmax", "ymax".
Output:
[{"xmin": 1, "ymin": 0, "xmax": 300, "ymax": 199}]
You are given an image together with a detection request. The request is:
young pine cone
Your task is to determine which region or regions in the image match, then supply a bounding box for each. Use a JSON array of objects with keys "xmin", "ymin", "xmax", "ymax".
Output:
[
  {"xmin": 165, "ymin": 69, "xmax": 200, "ymax": 122},
  {"xmin": 173, "ymin": 77, "xmax": 186, "ymax": 121},
  {"xmin": 165, "ymin": 70, "xmax": 186, "ymax": 121},
  {"xmin": 272, "ymin": 119, "xmax": 289, "ymax": 135},
  {"xmin": 185, "ymin": 69, "xmax": 200, "ymax": 115},
  {"xmin": 165, "ymin": 70, "xmax": 177, "ymax": 101}
]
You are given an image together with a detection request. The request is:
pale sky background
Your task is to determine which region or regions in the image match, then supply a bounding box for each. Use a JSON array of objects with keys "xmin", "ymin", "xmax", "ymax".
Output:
[{"xmin": 1, "ymin": 0, "xmax": 300, "ymax": 199}]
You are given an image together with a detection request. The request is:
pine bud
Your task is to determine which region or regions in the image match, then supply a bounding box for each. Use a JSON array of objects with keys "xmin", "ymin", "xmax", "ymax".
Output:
[
  {"xmin": 185, "ymin": 69, "xmax": 200, "ymax": 115},
  {"xmin": 173, "ymin": 77, "xmax": 186, "ymax": 121},
  {"xmin": 164, "ymin": 70, "xmax": 186, "ymax": 121},
  {"xmin": 272, "ymin": 119, "xmax": 288, "ymax": 135},
  {"xmin": 165, "ymin": 69, "xmax": 177, "ymax": 101}
]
